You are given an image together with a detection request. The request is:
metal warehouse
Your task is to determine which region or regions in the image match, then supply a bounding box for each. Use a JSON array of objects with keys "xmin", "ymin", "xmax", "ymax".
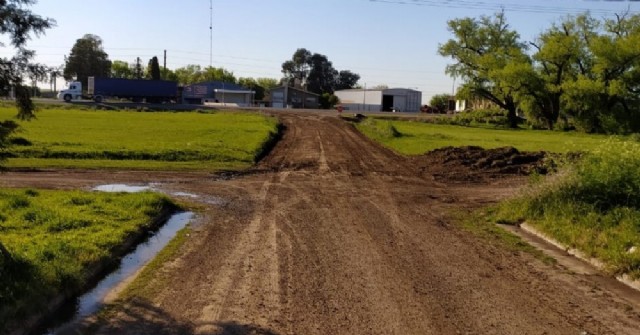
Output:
[{"xmin": 334, "ymin": 88, "xmax": 422, "ymax": 112}]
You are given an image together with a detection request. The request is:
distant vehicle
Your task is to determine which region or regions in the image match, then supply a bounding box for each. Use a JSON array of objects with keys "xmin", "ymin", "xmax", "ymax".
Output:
[{"xmin": 57, "ymin": 77, "xmax": 178, "ymax": 103}]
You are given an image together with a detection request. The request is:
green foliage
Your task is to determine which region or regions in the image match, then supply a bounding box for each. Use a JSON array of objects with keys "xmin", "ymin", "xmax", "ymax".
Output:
[
  {"xmin": 174, "ymin": 65, "xmax": 236, "ymax": 85},
  {"xmin": 439, "ymin": 11, "xmax": 525, "ymax": 128},
  {"xmin": 438, "ymin": 108, "xmax": 510, "ymax": 128},
  {"xmin": 147, "ymin": 56, "xmax": 161, "ymax": 80},
  {"xmin": 355, "ymin": 117, "xmax": 607, "ymax": 155},
  {"xmin": 441, "ymin": 11, "xmax": 640, "ymax": 133},
  {"xmin": 319, "ymin": 93, "xmax": 339, "ymax": 109},
  {"xmin": 281, "ymin": 48, "xmax": 360, "ymax": 94},
  {"xmin": 111, "ymin": 60, "xmax": 133, "ymax": 79},
  {"xmin": 63, "ymin": 34, "xmax": 112, "ymax": 87},
  {"xmin": 0, "ymin": 188, "xmax": 174, "ymax": 330},
  {"xmin": 429, "ymin": 94, "xmax": 451, "ymax": 112},
  {"xmin": 492, "ymin": 139, "xmax": 640, "ymax": 278},
  {"xmin": 0, "ymin": 107, "xmax": 279, "ymax": 170},
  {"xmin": 356, "ymin": 118, "xmax": 402, "ymax": 142}
]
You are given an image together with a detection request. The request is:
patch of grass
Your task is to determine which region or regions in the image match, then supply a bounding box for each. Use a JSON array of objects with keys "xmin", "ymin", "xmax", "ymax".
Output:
[
  {"xmin": 119, "ymin": 225, "xmax": 190, "ymax": 300},
  {"xmin": 355, "ymin": 117, "xmax": 403, "ymax": 142},
  {"xmin": 456, "ymin": 210, "xmax": 556, "ymax": 265},
  {"xmin": 0, "ymin": 107, "xmax": 279, "ymax": 170},
  {"xmin": 0, "ymin": 188, "xmax": 176, "ymax": 332},
  {"xmin": 354, "ymin": 117, "xmax": 608, "ymax": 155},
  {"xmin": 491, "ymin": 139, "xmax": 640, "ymax": 278}
]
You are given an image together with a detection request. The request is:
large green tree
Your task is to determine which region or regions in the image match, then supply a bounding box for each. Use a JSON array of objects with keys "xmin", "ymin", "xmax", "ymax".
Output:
[
  {"xmin": 111, "ymin": 60, "xmax": 133, "ymax": 78},
  {"xmin": 281, "ymin": 48, "xmax": 359, "ymax": 94},
  {"xmin": 63, "ymin": 34, "xmax": 111, "ymax": 88},
  {"xmin": 174, "ymin": 65, "xmax": 236, "ymax": 85},
  {"xmin": 559, "ymin": 13, "xmax": 640, "ymax": 133},
  {"xmin": 336, "ymin": 70, "xmax": 360, "ymax": 90},
  {"xmin": 439, "ymin": 11, "xmax": 527, "ymax": 128},
  {"xmin": 0, "ymin": 0, "xmax": 54, "ymax": 119},
  {"xmin": 1, "ymin": 0, "xmax": 54, "ymax": 169},
  {"xmin": 146, "ymin": 56, "xmax": 161, "ymax": 80}
]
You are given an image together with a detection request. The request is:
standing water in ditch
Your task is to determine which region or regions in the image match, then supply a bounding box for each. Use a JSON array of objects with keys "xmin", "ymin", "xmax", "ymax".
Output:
[{"xmin": 33, "ymin": 185, "xmax": 194, "ymax": 335}]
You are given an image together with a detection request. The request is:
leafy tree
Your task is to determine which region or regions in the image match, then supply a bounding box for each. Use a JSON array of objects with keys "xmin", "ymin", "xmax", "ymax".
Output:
[
  {"xmin": 111, "ymin": 60, "xmax": 133, "ymax": 78},
  {"xmin": 174, "ymin": 65, "xmax": 235, "ymax": 85},
  {"xmin": 281, "ymin": 48, "xmax": 359, "ymax": 95},
  {"xmin": 0, "ymin": 1, "xmax": 54, "ymax": 118},
  {"xmin": 132, "ymin": 57, "xmax": 143, "ymax": 79},
  {"xmin": 201, "ymin": 66, "xmax": 236, "ymax": 83},
  {"xmin": 306, "ymin": 53, "xmax": 337, "ymax": 94},
  {"xmin": 560, "ymin": 13, "xmax": 640, "ymax": 133},
  {"xmin": 256, "ymin": 77, "xmax": 279, "ymax": 91},
  {"xmin": 1, "ymin": 0, "xmax": 54, "ymax": 168},
  {"xmin": 49, "ymin": 65, "xmax": 63, "ymax": 93},
  {"xmin": 63, "ymin": 34, "xmax": 111, "ymax": 88},
  {"xmin": 429, "ymin": 93, "xmax": 451, "ymax": 112},
  {"xmin": 146, "ymin": 56, "xmax": 161, "ymax": 80},
  {"xmin": 439, "ymin": 11, "xmax": 527, "ymax": 128},
  {"xmin": 160, "ymin": 67, "xmax": 178, "ymax": 81},
  {"xmin": 319, "ymin": 93, "xmax": 339, "ymax": 109},
  {"xmin": 282, "ymin": 48, "xmax": 312, "ymax": 87},
  {"xmin": 336, "ymin": 70, "xmax": 360, "ymax": 90},
  {"xmin": 238, "ymin": 77, "xmax": 264, "ymax": 100}
]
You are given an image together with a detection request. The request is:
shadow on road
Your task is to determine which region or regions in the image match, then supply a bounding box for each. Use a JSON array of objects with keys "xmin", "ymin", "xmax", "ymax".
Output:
[{"xmin": 85, "ymin": 298, "xmax": 280, "ymax": 335}]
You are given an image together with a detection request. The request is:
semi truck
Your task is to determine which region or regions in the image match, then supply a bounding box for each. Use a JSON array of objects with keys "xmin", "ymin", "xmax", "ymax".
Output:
[{"xmin": 57, "ymin": 77, "xmax": 178, "ymax": 103}]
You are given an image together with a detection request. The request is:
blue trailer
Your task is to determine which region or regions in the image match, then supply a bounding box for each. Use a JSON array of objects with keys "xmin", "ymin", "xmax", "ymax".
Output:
[
  {"xmin": 59, "ymin": 77, "xmax": 178, "ymax": 103},
  {"xmin": 81, "ymin": 77, "xmax": 178, "ymax": 103}
]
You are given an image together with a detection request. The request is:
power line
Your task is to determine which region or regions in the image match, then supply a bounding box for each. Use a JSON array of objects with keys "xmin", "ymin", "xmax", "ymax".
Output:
[{"xmin": 370, "ymin": 0, "xmax": 639, "ymax": 15}]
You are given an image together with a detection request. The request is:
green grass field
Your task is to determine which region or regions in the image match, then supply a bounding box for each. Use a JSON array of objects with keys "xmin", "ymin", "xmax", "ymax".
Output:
[
  {"xmin": 0, "ymin": 188, "xmax": 175, "ymax": 331},
  {"xmin": 355, "ymin": 117, "xmax": 609, "ymax": 154},
  {"xmin": 0, "ymin": 106, "xmax": 279, "ymax": 170}
]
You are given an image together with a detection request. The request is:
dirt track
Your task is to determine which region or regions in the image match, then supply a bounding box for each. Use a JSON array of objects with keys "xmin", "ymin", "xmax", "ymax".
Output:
[{"xmin": 3, "ymin": 113, "xmax": 640, "ymax": 335}]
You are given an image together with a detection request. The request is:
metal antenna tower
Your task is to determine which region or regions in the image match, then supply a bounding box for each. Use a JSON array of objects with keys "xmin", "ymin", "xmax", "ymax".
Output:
[{"xmin": 209, "ymin": 0, "xmax": 213, "ymax": 67}]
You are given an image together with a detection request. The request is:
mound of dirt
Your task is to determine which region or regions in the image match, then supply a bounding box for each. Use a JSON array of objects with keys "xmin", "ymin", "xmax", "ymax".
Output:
[{"xmin": 416, "ymin": 146, "xmax": 550, "ymax": 183}]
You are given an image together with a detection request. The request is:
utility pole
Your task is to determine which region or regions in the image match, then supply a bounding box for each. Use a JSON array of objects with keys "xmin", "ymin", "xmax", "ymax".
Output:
[
  {"xmin": 363, "ymin": 83, "xmax": 366, "ymax": 111},
  {"xmin": 163, "ymin": 49, "xmax": 167, "ymax": 71}
]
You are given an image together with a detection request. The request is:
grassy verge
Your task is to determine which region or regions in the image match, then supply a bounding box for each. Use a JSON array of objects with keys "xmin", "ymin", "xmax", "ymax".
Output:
[
  {"xmin": 354, "ymin": 117, "xmax": 607, "ymax": 154},
  {"xmin": 489, "ymin": 139, "xmax": 640, "ymax": 278},
  {"xmin": 0, "ymin": 106, "xmax": 279, "ymax": 170},
  {"xmin": 457, "ymin": 211, "xmax": 556, "ymax": 265},
  {"xmin": 0, "ymin": 188, "xmax": 176, "ymax": 332}
]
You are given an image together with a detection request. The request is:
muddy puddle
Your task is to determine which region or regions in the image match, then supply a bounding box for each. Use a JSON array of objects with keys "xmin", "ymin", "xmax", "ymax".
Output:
[
  {"xmin": 92, "ymin": 184, "xmax": 151, "ymax": 192},
  {"xmin": 31, "ymin": 185, "xmax": 195, "ymax": 335}
]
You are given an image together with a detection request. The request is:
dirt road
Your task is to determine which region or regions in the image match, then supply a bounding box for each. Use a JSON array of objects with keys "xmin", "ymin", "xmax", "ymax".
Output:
[{"xmin": 4, "ymin": 113, "xmax": 640, "ymax": 335}]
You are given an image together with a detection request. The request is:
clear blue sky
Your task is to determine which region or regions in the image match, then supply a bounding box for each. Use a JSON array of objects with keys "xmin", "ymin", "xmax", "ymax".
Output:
[{"xmin": 3, "ymin": 0, "xmax": 640, "ymax": 102}]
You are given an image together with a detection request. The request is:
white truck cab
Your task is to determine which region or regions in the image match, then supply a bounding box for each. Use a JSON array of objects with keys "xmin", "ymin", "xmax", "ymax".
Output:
[{"xmin": 57, "ymin": 81, "xmax": 83, "ymax": 102}]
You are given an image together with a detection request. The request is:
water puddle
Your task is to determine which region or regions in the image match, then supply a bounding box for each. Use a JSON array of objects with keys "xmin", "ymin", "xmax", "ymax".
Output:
[
  {"xmin": 36, "ymin": 211, "xmax": 194, "ymax": 335},
  {"xmin": 92, "ymin": 184, "xmax": 150, "ymax": 193},
  {"xmin": 172, "ymin": 191, "xmax": 199, "ymax": 198}
]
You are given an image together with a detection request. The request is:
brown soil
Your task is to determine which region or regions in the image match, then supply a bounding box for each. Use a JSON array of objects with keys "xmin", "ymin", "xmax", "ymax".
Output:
[
  {"xmin": 3, "ymin": 112, "xmax": 640, "ymax": 335},
  {"xmin": 416, "ymin": 146, "xmax": 549, "ymax": 183}
]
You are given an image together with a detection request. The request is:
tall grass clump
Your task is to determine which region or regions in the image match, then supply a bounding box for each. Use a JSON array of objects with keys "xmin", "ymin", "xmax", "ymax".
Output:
[
  {"xmin": 0, "ymin": 188, "xmax": 176, "ymax": 332},
  {"xmin": 355, "ymin": 118, "xmax": 402, "ymax": 142},
  {"xmin": 493, "ymin": 138, "xmax": 640, "ymax": 278}
]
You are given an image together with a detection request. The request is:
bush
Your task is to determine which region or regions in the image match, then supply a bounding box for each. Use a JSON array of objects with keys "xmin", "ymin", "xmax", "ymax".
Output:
[
  {"xmin": 436, "ymin": 108, "xmax": 511, "ymax": 128},
  {"xmin": 493, "ymin": 138, "xmax": 640, "ymax": 277}
]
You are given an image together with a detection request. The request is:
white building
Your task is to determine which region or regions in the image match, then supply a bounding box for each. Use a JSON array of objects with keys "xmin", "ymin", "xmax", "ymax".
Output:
[{"xmin": 334, "ymin": 88, "xmax": 422, "ymax": 112}]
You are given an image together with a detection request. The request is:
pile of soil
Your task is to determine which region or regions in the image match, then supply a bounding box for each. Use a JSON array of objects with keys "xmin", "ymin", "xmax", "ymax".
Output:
[{"xmin": 416, "ymin": 146, "xmax": 550, "ymax": 183}]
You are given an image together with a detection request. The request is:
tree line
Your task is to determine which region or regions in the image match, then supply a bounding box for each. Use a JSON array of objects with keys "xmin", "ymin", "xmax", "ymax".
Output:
[
  {"xmin": 59, "ymin": 36, "xmax": 361, "ymax": 105},
  {"xmin": 440, "ymin": 11, "xmax": 640, "ymax": 134}
]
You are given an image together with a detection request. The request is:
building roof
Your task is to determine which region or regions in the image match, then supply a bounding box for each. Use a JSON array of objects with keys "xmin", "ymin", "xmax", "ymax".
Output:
[{"xmin": 335, "ymin": 88, "xmax": 421, "ymax": 93}]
